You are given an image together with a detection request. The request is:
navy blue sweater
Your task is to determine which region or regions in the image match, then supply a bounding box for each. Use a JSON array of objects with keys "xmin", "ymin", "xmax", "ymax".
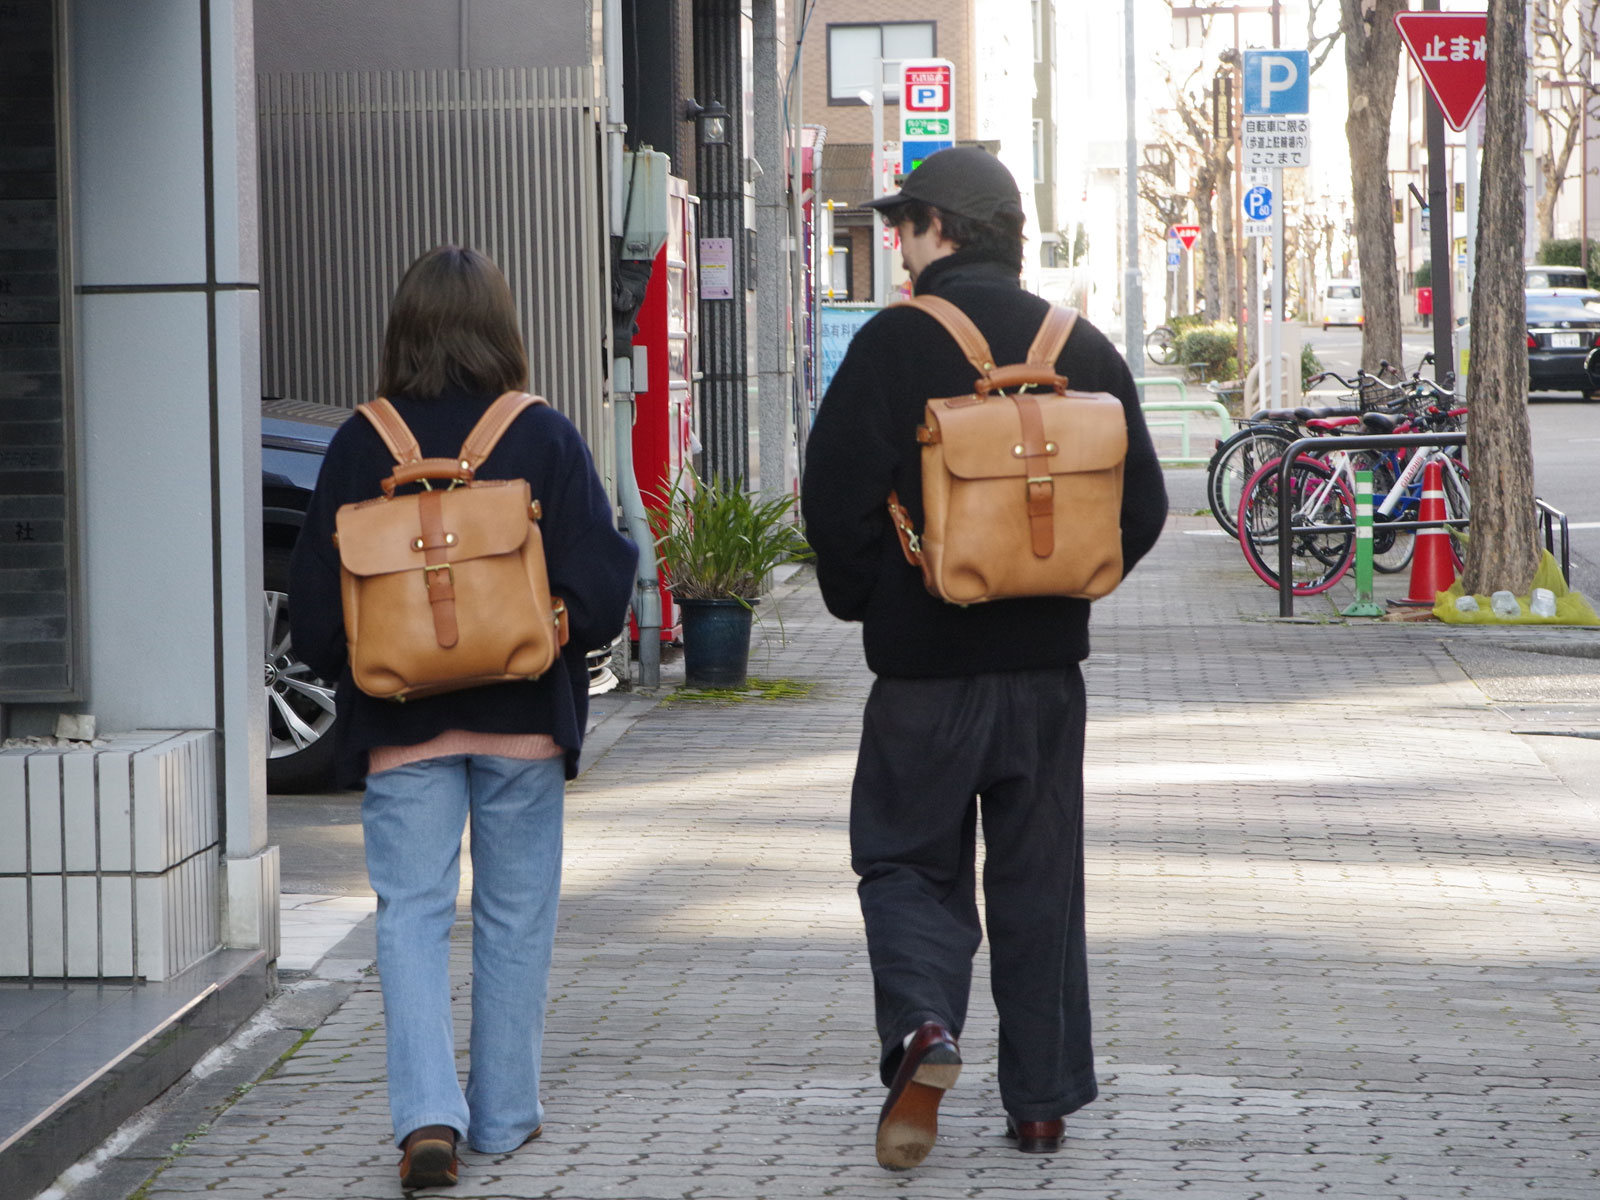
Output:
[
  {"xmin": 289, "ymin": 386, "xmax": 638, "ymax": 787},
  {"xmin": 801, "ymin": 253, "xmax": 1167, "ymax": 677}
]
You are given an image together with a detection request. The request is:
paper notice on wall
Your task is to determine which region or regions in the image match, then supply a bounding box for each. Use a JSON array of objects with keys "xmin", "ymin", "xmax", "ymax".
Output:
[{"xmin": 699, "ymin": 237, "xmax": 734, "ymax": 300}]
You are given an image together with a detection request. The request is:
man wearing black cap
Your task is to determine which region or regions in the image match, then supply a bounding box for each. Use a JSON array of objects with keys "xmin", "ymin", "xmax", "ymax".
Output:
[{"xmin": 801, "ymin": 146, "xmax": 1166, "ymax": 1169}]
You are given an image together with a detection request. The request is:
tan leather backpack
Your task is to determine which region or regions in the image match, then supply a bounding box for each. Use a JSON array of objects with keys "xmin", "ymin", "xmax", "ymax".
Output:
[
  {"xmin": 887, "ymin": 296, "xmax": 1128, "ymax": 604},
  {"xmin": 333, "ymin": 391, "xmax": 568, "ymax": 701}
]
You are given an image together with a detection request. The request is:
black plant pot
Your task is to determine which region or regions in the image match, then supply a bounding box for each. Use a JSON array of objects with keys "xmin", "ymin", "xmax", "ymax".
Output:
[{"xmin": 677, "ymin": 597, "xmax": 754, "ymax": 689}]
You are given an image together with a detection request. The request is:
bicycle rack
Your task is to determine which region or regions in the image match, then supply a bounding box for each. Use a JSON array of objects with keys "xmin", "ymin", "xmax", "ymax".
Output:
[
  {"xmin": 1269, "ymin": 432, "xmax": 1573, "ymax": 618},
  {"xmin": 1273, "ymin": 432, "xmax": 1467, "ymax": 619}
]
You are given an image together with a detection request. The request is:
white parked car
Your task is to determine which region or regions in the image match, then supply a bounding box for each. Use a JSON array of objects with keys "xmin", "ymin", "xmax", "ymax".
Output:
[{"xmin": 1322, "ymin": 279, "xmax": 1363, "ymax": 329}]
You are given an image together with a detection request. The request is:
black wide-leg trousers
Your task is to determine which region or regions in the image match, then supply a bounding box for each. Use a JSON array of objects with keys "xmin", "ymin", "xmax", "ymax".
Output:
[{"xmin": 849, "ymin": 665, "xmax": 1098, "ymax": 1123}]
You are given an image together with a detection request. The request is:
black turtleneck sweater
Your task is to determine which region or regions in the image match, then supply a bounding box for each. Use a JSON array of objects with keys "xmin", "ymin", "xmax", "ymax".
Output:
[{"xmin": 800, "ymin": 251, "xmax": 1167, "ymax": 677}]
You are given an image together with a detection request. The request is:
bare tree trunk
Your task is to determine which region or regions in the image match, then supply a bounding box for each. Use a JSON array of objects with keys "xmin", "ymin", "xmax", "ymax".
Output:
[
  {"xmin": 1463, "ymin": 0, "xmax": 1541, "ymax": 596},
  {"xmin": 1341, "ymin": 0, "xmax": 1406, "ymax": 373},
  {"xmin": 1536, "ymin": 116, "xmax": 1582, "ymax": 244},
  {"xmin": 1213, "ymin": 141, "xmax": 1238, "ymax": 321},
  {"xmin": 1196, "ymin": 169, "xmax": 1222, "ymax": 316},
  {"xmin": 1536, "ymin": 162, "xmax": 1558, "ymax": 245}
]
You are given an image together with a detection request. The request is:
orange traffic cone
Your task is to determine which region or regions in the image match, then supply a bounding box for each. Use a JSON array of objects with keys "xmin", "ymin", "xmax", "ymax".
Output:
[{"xmin": 1397, "ymin": 460, "xmax": 1457, "ymax": 606}]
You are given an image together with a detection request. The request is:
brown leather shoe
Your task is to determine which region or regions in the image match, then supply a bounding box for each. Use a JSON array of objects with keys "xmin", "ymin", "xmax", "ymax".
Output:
[
  {"xmin": 399, "ymin": 1124, "xmax": 459, "ymax": 1189},
  {"xmin": 875, "ymin": 1021, "xmax": 962, "ymax": 1170},
  {"xmin": 1004, "ymin": 1115, "xmax": 1064, "ymax": 1154}
]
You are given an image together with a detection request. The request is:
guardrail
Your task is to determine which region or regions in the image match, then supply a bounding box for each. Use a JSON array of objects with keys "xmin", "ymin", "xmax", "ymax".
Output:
[
  {"xmin": 1535, "ymin": 498, "xmax": 1571, "ymax": 585},
  {"xmin": 1134, "ymin": 376, "xmax": 1231, "ymax": 467}
]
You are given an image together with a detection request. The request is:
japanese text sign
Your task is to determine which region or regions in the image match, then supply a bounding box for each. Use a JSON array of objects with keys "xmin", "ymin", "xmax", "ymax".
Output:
[
  {"xmin": 900, "ymin": 59, "xmax": 955, "ymax": 175},
  {"xmin": 902, "ymin": 60, "xmax": 953, "ymax": 113},
  {"xmin": 1394, "ymin": 12, "xmax": 1488, "ymax": 132}
]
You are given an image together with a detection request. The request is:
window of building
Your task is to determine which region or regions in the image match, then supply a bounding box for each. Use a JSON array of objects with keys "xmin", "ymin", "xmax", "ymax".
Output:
[
  {"xmin": 1032, "ymin": 1, "xmax": 1043, "ymax": 62},
  {"xmin": 1032, "ymin": 119, "xmax": 1045, "ymax": 183},
  {"xmin": 827, "ymin": 22, "xmax": 936, "ymax": 104}
]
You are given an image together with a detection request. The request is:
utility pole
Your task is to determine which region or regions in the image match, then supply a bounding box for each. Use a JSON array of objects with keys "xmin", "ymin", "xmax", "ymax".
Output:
[
  {"xmin": 1124, "ymin": 0, "xmax": 1145, "ymax": 367},
  {"xmin": 1424, "ymin": 0, "xmax": 1455, "ymax": 385}
]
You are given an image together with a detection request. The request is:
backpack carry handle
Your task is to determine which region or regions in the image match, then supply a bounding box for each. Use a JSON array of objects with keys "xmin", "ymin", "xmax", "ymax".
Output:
[
  {"xmin": 974, "ymin": 366, "xmax": 1070, "ymax": 397},
  {"xmin": 380, "ymin": 458, "xmax": 476, "ymax": 497}
]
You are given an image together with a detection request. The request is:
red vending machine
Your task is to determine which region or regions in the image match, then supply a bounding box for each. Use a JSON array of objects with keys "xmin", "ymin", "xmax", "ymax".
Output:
[{"xmin": 630, "ymin": 172, "xmax": 698, "ymax": 642}]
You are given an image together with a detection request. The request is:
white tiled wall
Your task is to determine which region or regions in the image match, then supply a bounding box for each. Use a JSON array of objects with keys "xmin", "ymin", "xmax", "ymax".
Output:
[{"xmin": 0, "ymin": 730, "xmax": 220, "ymax": 980}]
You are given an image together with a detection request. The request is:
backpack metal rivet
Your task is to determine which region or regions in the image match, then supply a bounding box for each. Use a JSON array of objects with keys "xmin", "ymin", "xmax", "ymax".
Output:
[{"xmin": 412, "ymin": 537, "xmax": 424, "ymax": 551}]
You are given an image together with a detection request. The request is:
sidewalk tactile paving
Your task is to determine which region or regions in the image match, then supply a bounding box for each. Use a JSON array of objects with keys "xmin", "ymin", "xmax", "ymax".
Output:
[{"xmin": 132, "ymin": 517, "xmax": 1600, "ymax": 1198}]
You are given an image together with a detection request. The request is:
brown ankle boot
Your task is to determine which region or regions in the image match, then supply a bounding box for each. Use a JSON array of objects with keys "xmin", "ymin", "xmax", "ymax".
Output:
[{"xmin": 399, "ymin": 1124, "xmax": 459, "ymax": 1188}]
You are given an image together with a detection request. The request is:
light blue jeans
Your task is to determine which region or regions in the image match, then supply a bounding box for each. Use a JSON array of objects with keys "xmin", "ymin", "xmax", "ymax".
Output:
[{"xmin": 361, "ymin": 753, "xmax": 565, "ymax": 1154}]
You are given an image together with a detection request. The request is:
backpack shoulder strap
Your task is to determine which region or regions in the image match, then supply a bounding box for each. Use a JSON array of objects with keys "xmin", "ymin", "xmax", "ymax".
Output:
[
  {"xmin": 1025, "ymin": 305, "xmax": 1079, "ymax": 369},
  {"xmin": 357, "ymin": 398, "xmax": 423, "ymax": 465},
  {"xmin": 895, "ymin": 295, "xmax": 998, "ymax": 377},
  {"xmin": 459, "ymin": 391, "xmax": 549, "ymax": 469}
]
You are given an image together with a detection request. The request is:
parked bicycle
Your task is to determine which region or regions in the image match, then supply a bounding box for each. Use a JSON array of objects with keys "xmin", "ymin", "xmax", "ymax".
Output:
[
  {"xmin": 1204, "ymin": 356, "xmax": 1449, "ymax": 541},
  {"xmin": 1234, "ymin": 416, "xmax": 1470, "ymax": 595},
  {"xmin": 1146, "ymin": 323, "xmax": 1179, "ymax": 366}
]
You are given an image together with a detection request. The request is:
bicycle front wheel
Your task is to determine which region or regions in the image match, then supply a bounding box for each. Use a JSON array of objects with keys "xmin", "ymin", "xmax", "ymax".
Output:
[
  {"xmin": 1236, "ymin": 454, "xmax": 1356, "ymax": 595},
  {"xmin": 1146, "ymin": 324, "xmax": 1179, "ymax": 366},
  {"xmin": 1368, "ymin": 456, "xmax": 1415, "ymax": 573},
  {"xmin": 1206, "ymin": 423, "xmax": 1298, "ymax": 538}
]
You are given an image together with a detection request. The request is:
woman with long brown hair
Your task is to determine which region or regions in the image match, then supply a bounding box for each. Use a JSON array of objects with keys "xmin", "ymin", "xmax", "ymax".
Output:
[{"xmin": 291, "ymin": 245, "xmax": 636, "ymax": 1189}]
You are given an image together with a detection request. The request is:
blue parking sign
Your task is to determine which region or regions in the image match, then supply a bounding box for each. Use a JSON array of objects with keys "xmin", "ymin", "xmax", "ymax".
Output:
[
  {"xmin": 1243, "ymin": 50, "xmax": 1310, "ymax": 115},
  {"xmin": 1243, "ymin": 185, "xmax": 1273, "ymax": 221}
]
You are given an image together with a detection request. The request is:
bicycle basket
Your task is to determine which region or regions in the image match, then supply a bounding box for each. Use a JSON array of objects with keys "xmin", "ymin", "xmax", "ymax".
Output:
[{"xmin": 1358, "ymin": 376, "xmax": 1391, "ymax": 410}]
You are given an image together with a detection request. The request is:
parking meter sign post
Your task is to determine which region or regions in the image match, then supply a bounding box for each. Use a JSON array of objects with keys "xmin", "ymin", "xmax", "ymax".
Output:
[{"xmin": 1243, "ymin": 49, "xmax": 1310, "ymax": 419}]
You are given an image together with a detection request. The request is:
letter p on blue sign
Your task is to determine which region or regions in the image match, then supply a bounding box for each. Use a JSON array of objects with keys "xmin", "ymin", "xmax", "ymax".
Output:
[{"xmin": 1243, "ymin": 50, "xmax": 1310, "ymax": 116}]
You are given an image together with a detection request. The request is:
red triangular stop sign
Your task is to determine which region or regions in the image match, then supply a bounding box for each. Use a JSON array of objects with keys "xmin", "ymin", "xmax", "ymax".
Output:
[
  {"xmin": 1394, "ymin": 12, "xmax": 1488, "ymax": 132},
  {"xmin": 1171, "ymin": 224, "xmax": 1199, "ymax": 251}
]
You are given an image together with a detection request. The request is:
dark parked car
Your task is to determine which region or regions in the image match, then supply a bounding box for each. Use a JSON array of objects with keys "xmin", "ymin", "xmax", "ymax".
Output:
[
  {"xmin": 1524, "ymin": 288, "xmax": 1600, "ymax": 395},
  {"xmin": 261, "ymin": 398, "xmax": 621, "ymax": 793},
  {"xmin": 262, "ymin": 397, "xmax": 346, "ymax": 792}
]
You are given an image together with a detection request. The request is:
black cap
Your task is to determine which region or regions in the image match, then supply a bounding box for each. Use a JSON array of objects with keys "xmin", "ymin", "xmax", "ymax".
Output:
[{"xmin": 862, "ymin": 146, "xmax": 1023, "ymax": 223}]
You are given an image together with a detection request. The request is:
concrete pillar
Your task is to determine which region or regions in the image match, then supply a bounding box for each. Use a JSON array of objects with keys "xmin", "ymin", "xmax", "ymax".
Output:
[
  {"xmin": 62, "ymin": 0, "xmax": 275, "ymax": 965},
  {"xmin": 752, "ymin": 0, "xmax": 793, "ymax": 497}
]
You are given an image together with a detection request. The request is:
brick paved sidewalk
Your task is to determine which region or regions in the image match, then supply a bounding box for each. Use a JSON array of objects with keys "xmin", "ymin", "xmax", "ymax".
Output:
[{"xmin": 117, "ymin": 516, "xmax": 1599, "ymax": 1199}]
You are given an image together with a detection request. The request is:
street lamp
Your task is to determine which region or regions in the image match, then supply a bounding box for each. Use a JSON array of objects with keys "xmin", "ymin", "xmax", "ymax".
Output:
[{"xmin": 684, "ymin": 98, "xmax": 730, "ymax": 147}]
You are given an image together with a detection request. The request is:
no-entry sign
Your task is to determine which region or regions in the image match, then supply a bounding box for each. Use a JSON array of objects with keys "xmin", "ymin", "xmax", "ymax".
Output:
[{"xmin": 1394, "ymin": 12, "xmax": 1488, "ymax": 132}]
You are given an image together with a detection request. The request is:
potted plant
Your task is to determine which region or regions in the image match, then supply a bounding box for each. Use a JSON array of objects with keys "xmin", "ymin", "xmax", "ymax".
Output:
[{"xmin": 652, "ymin": 470, "xmax": 812, "ymax": 689}]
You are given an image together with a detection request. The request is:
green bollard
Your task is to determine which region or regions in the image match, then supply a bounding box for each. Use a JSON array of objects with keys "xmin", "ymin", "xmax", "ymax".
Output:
[{"xmin": 1342, "ymin": 467, "xmax": 1385, "ymax": 617}]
